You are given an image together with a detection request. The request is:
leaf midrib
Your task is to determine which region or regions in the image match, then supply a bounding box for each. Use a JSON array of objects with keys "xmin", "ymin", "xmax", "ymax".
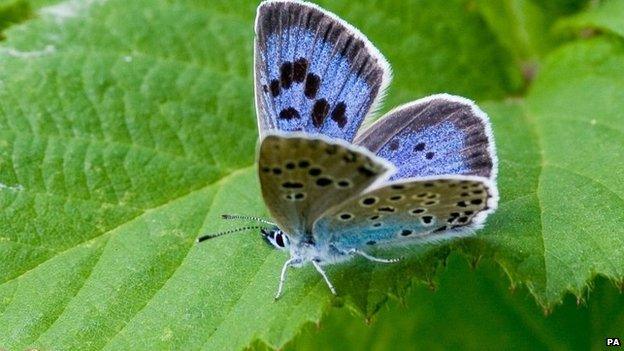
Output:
[
  {"xmin": 0, "ymin": 164, "xmax": 254, "ymax": 288},
  {"xmin": 526, "ymin": 98, "xmax": 624, "ymax": 303},
  {"xmin": 519, "ymin": 102, "xmax": 548, "ymax": 305}
]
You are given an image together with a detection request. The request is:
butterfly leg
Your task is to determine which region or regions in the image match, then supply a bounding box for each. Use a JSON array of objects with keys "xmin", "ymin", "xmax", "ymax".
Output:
[
  {"xmin": 349, "ymin": 249, "xmax": 401, "ymax": 264},
  {"xmin": 275, "ymin": 257, "xmax": 298, "ymax": 300},
  {"xmin": 311, "ymin": 260, "xmax": 337, "ymax": 295}
]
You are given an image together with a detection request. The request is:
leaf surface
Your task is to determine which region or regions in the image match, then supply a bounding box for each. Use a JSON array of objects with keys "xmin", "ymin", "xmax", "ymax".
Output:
[
  {"xmin": 0, "ymin": 0, "xmax": 621, "ymax": 349},
  {"xmin": 284, "ymin": 255, "xmax": 624, "ymax": 351}
]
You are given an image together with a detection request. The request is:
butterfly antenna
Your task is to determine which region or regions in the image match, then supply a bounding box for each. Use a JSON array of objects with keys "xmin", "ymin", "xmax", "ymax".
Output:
[
  {"xmin": 196, "ymin": 225, "xmax": 268, "ymax": 243},
  {"xmin": 221, "ymin": 214, "xmax": 276, "ymax": 226}
]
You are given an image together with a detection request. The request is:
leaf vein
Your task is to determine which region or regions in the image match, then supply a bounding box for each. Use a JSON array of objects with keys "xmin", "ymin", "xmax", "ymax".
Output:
[
  {"xmin": 96, "ymin": 164, "xmax": 256, "ymax": 348},
  {"xmin": 0, "ymin": 164, "xmax": 253, "ymax": 288},
  {"xmin": 29, "ymin": 234, "xmax": 113, "ymax": 344}
]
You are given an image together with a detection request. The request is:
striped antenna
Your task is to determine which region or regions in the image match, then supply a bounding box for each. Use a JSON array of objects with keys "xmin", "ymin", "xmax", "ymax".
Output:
[
  {"xmin": 221, "ymin": 214, "xmax": 276, "ymax": 226},
  {"xmin": 196, "ymin": 225, "xmax": 268, "ymax": 243}
]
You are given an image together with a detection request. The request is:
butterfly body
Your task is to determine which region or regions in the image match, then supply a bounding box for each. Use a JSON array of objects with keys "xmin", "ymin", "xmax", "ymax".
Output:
[{"xmin": 199, "ymin": 0, "xmax": 499, "ymax": 299}]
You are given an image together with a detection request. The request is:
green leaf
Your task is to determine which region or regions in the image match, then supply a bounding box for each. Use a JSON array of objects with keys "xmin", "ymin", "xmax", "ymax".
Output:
[
  {"xmin": 474, "ymin": 0, "xmax": 589, "ymax": 61},
  {"xmin": 463, "ymin": 36, "xmax": 624, "ymax": 306},
  {"xmin": 284, "ymin": 254, "xmax": 624, "ymax": 351},
  {"xmin": 0, "ymin": 0, "xmax": 32, "ymax": 35},
  {"xmin": 315, "ymin": 0, "xmax": 522, "ymax": 106},
  {"xmin": 523, "ymin": 37, "xmax": 624, "ymax": 302},
  {"xmin": 557, "ymin": 0, "xmax": 624, "ymax": 39},
  {"xmin": 476, "ymin": 0, "xmax": 554, "ymax": 65},
  {"xmin": 473, "ymin": 0, "xmax": 591, "ymax": 91},
  {"xmin": 460, "ymin": 100, "xmax": 547, "ymax": 295},
  {"xmin": 0, "ymin": 0, "xmax": 621, "ymax": 349}
]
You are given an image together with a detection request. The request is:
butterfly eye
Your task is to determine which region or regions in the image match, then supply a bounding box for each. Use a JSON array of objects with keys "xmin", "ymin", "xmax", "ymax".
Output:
[{"xmin": 275, "ymin": 233, "xmax": 285, "ymax": 248}]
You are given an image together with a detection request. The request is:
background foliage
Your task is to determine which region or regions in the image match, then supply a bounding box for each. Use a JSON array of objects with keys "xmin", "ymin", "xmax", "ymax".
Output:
[{"xmin": 0, "ymin": 0, "xmax": 622, "ymax": 350}]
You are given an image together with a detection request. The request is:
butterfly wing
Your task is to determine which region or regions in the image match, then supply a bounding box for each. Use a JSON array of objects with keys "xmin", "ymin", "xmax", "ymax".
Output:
[
  {"xmin": 258, "ymin": 133, "xmax": 393, "ymax": 239},
  {"xmin": 355, "ymin": 94, "xmax": 497, "ymax": 180},
  {"xmin": 314, "ymin": 94, "xmax": 499, "ymax": 249},
  {"xmin": 313, "ymin": 176, "xmax": 498, "ymax": 250},
  {"xmin": 254, "ymin": 0, "xmax": 391, "ymax": 141}
]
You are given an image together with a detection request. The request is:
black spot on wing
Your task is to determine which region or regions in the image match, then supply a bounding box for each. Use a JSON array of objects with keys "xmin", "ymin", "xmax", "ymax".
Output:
[
  {"xmin": 357, "ymin": 165, "xmax": 377, "ymax": 177},
  {"xmin": 339, "ymin": 213, "xmax": 353, "ymax": 220},
  {"xmin": 330, "ymin": 102, "xmax": 347, "ymax": 128},
  {"xmin": 361, "ymin": 197, "xmax": 377, "ymax": 206},
  {"xmin": 308, "ymin": 167, "xmax": 322, "ymax": 176},
  {"xmin": 305, "ymin": 73, "xmax": 320, "ymax": 99},
  {"xmin": 280, "ymin": 62, "xmax": 293, "ymax": 88},
  {"xmin": 293, "ymin": 58, "xmax": 308, "ymax": 83},
  {"xmin": 279, "ymin": 107, "xmax": 300, "ymax": 120},
  {"xmin": 388, "ymin": 139, "xmax": 399, "ymax": 151},
  {"xmin": 337, "ymin": 179, "xmax": 351, "ymax": 188},
  {"xmin": 410, "ymin": 208, "xmax": 426, "ymax": 215},
  {"xmin": 389, "ymin": 195, "xmax": 404, "ymax": 202},
  {"xmin": 433, "ymin": 226, "xmax": 447, "ymax": 233},
  {"xmin": 285, "ymin": 192, "xmax": 306, "ymax": 201},
  {"xmin": 316, "ymin": 177, "xmax": 332, "ymax": 187},
  {"xmin": 342, "ymin": 150, "xmax": 357, "ymax": 163},
  {"xmin": 312, "ymin": 99, "xmax": 330, "ymax": 127},
  {"xmin": 325, "ymin": 144, "xmax": 338, "ymax": 155},
  {"xmin": 281, "ymin": 181, "xmax": 303, "ymax": 189},
  {"xmin": 270, "ymin": 79, "xmax": 280, "ymax": 97}
]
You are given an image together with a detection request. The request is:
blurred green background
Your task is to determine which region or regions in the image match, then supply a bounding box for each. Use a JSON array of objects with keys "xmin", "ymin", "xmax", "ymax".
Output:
[{"xmin": 283, "ymin": 255, "xmax": 624, "ymax": 351}]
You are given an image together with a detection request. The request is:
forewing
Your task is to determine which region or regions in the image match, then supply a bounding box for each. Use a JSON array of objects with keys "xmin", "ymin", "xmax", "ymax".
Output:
[
  {"xmin": 355, "ymin": 94, "xmax": 497, "ymax": 180},
  {"xmin": 254, "ymin": 0, "xmax": 391, "ymax": 141},
  {"xmin": 313, "ymin": 176, "xmax": 498, "ymax": 250},
  {"xmin": 259, "ymin": 133, "xmax": 393, "ymax": 238}
]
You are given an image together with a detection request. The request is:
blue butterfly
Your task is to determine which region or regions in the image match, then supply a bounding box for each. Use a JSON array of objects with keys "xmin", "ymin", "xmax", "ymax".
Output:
[{"xmin": 198, "ymin": 0, "xmax": 499, "ymax": 299}]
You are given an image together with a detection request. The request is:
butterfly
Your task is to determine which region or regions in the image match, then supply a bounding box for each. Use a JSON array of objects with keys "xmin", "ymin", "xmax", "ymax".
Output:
[{"xmin": 197, "ymin": 0, "xmax": 499, "ymax": 299}]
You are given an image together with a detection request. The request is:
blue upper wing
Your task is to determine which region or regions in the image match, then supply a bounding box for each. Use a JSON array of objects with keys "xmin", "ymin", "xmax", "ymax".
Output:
[
  {"xmin": 311, "ymin": 95, "xmax": 499, "ymax": 250},
  {"xmin": 354, "ymin": 94, "xmax": 497, "ymax": 180},
  {"xmin": 254, "ymin": 0, "xmax": 391, "ymax": 141}
]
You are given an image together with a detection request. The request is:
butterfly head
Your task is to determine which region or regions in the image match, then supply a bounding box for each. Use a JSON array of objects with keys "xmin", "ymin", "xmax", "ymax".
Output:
[
  {"xmin": 261, "ymin": 226, "xmax": 290, "ymax": 251},
  {"xmin": 262, "ymin": 226, "xmax": 342, "ymax": 267}
]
